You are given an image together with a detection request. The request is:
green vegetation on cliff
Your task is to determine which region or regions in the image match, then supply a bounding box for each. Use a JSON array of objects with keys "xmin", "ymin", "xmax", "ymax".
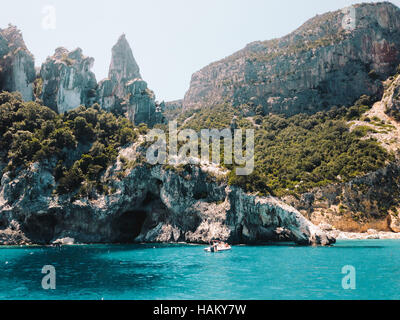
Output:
[
  {"xmin": 0, "ymin": 91, "xmax": 138, "ymax": 195},
  {"xmin": 180, "ymin": 103, "xmax": 392, "ymax": 197},
  {"xmin": 0, "ymin": 90, "xmax": 393, "ymax": 200}
]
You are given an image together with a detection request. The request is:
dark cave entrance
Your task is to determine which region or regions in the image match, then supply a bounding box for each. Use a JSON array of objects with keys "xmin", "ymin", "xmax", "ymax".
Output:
[
  {"xmin": 24, "ymin": 213, "xmax": 58, "ymax": 244},
  {"xmin": 113, "ymin": 209, "xmax": 148, "ymax": 243},
  {"xmin": 112, "ymin": 182, "xmax": 167, "ymax": 243}
]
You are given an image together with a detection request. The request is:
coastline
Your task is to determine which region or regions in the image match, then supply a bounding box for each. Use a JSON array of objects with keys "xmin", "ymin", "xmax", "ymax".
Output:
[
  {"xmin": 1, "ymin": 235, "xmax": 400, "ymax": 248},
  {"xmin": 327, "ymin": 230, "xmax": 400, "ymax": 240}
]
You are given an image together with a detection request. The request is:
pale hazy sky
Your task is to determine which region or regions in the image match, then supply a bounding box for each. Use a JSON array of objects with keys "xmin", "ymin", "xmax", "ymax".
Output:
[{"xmin": 1, "ymin": 0, "xmax": 399, "ymax": 102}]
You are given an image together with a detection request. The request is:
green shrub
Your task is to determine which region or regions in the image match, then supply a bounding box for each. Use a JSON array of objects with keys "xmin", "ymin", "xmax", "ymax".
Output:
[
  {"xmin": 0, "ymin": 92, "xmax": 139, "ymax": 195},
  {"xmin": 182, "ymin": 103, "xmax": 391, "ymax": 196}
]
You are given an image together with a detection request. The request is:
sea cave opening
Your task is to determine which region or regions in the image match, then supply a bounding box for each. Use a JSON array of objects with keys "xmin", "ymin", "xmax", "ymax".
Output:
[
  {"xmin": 112, "ymin": 182, "xmax": 168, "ymax": 243},
  {"xmin": 24, "ymin": 213, "xmax": 58, "ymax": 244},
  {"xmin": 113, "ymin": 209, "xmax": 148, "ymax": 243}
]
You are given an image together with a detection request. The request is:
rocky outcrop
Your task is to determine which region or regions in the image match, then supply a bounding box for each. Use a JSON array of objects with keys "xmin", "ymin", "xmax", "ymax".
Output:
[
  {"xmin": 283, "ymin": 163, "xmax": 400, "ymax": 231},
  {"xmin": 0, "ymin": 220, "xmax": 31, "ymax": 245},
  {"xmin": 388, "ymin": 212, "xmax": 400, "ymax": 232},
  {"xmin": 382, "ymin": 71, "xmax": 400, "ymax": 123},
  {"xmin": 125, "ymin": 79, "xmax": 165, "ymax": 127},
  {"xmin": 40, "ymin": 47, "xmax": 97, "ymax": 113},
  {"xmin": 97, "ymin": 34, "xmax": 141, "ymax": 113},
  {"xmin": 183, "ymin": 2, "xmax": 400, "ymax": 115},
  {"xmin": 0, "ymin": 27, "xmax": 165, "ymax": 126},
  {"xmin": 0, "ymin": 145, "xmax": 334, "ymax": 246},
  {"xmin": 326, "ymin": 228, "xmax": 400, "ymax": 240},
  {"xmin": 97, "ymin": 35, "xmax": 164, "ymax": 126},
  {"xmin": 164, "ymin": 99, "xmax": 183, "ymax": 121},
  {"xmin": 384, "ymin": 73, "xmax": 400, "ymax": 112},
  {"xmin": 108, "ymin": 34, "xmax": 141, "ymax": 98},
  {"xmin": 0, "ymin": 25, "xmax": 35, "ymax": 101},
  {"xmin": 165, "ymin": 100, "xmax": 183, "ymax": 112}
]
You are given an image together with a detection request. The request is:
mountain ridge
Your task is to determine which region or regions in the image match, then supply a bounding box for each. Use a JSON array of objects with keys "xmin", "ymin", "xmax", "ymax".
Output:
[{"xmin": 183, "ymin": 2, "xmax": 400, "ymax": 116}]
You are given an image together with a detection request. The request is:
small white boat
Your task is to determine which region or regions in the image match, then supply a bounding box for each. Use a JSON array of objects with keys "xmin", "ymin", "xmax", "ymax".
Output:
[{"xmin": 204, "ymin": 240, "xmax": 232, "ymax": 253}]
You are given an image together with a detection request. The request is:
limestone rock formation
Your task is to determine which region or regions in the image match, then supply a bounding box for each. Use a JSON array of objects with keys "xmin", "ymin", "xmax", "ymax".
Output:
[
  {"xmin": 283, "ymin": 163, "xmax": 400, "ymax": 232},
  {"xmin": 381, "ymin": 71, "xmax": 400, "ymax": 122},
  {"xmin": 40, "ymin": 47, "xmax": 97, "ymax": 113},
  {"xmin": 0, "ymin": 25, "xmax": 35, "ymax": 101},
  {"xmin": 108, "ymin": 34, "xmax": 141, "ymax": 98},
  {"xmin": 0, "ymin": 144, "xmax": 334, "ymax": 246},
  {"xmin": 97, "ymin": 78, "xmax": 117, "ymax": 112},
  {"xmin": 183, "ymin": 2, "xmax": 400, "ymax": 115},
  {"xmin": 388, "ymin": 212, "xmax": 400, "ymax": 232},
  {"xmin": 125, "ymin": 79, "xmax": 165, "ymax": 127},
  {"xmin": 97, "ymin": 35, "xmax": 164, "ymax": 126}
]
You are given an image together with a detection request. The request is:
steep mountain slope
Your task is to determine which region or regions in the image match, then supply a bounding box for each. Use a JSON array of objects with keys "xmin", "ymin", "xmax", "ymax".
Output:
[
  {"xmin": 179, "ymin": 67, "xmax": 400, "ymax": 234},
  {"xmin": 107, "ymin": 34, "xmax": 142, "ymax": 98},
  {"xmin": 291, "ymin": 68, "xmax": 400, "ymax": 235},
  {"xmin": 183, "ymin": 2, "xmax": 400, "ymax": 116}
]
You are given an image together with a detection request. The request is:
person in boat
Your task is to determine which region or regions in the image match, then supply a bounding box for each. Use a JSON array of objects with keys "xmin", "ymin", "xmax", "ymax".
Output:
[
  {"xmin": 217, "ymin": 240, "xmax": 228, "ymax": 248},
  {"xmin": 210, "ymin": 240, "xmax": 219, "ymax": 252},
  {"xmin": 213, "ymin": 241, "xmax": 218, "ymax": 251}
]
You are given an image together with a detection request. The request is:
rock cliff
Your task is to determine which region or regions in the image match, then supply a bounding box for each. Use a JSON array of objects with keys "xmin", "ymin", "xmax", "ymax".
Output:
[
  {"xmin": 183, "ymin": 2, "xmax": 400, "ymax": 115},
  {"xmin": 273, "ymin": 57, "xmax": 400, "ymax": 234},
  {"xmin": 0, "ymin": 25, "xmax": 35, "ymax": 101},
  {"xmin": 40, "ymin": 47, "xmax": 98, "ymax": 113},
  {"xmin": 108, "ymin": 34, "xmax": 141, "ymax": 98},
  {"xmin": 0, "ymin": 144, "xmax": 334, "ymax": 246},
  {"xmin": 124, "ymin": 79, "xmax": 165, "ymax": 127},
  {"xmin": 34, "ymin": 34, "xmax": 163, "ymax": 127},
  {"xmin": 284, "ymin": 163, "xmax": 400, "ymax": 228},
  {"xmin": 97, "ymin": 35, "xmax": 164, "ymax": 126}
]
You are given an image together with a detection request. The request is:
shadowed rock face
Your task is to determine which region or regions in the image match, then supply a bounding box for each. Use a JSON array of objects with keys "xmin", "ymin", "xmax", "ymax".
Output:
[
  {"xmin": 40, "ymin": 47, "xmax": 98, "ymax": 113},
  {"xmin": 125, "ymin": 79, "xmax": 165, "ymax": 127},
  {"xmin": 0, "ymin": 25, "xmax": 35, "ymax": 101},
  {"xmin": 183, "ymin": 2, "xmax": 400, "ymax": 115}
]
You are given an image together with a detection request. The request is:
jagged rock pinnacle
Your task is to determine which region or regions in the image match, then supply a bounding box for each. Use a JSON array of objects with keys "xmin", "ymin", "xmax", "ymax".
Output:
[
  {"xmin": 109, "ymin": 34, "xmax": 141, "ymax": 84},
  {"xmin": 0, "ymin": 25, "xmax": 35, "ymax": 101},
  {"xmin": 98, "ymin": 34, "xmax": 164, "ymax": 127}
]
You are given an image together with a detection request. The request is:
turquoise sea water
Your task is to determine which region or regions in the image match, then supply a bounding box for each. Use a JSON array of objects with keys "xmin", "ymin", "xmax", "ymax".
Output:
[{"xmin": 0, "ymin": 240, "xmax": 399, "ymax": 300}]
